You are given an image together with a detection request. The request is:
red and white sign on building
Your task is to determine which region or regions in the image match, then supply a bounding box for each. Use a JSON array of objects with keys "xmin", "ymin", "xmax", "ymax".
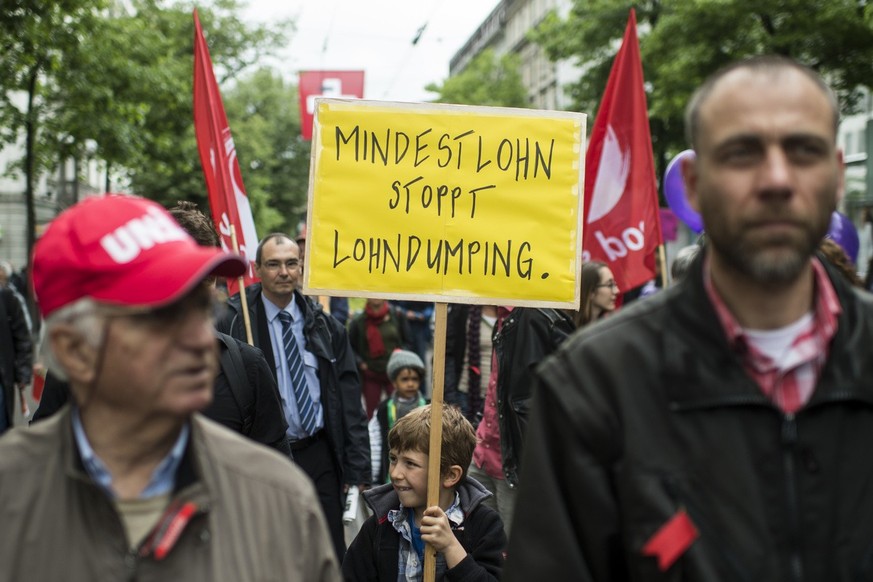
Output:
[{"xmin": 298, "ymin": 70, "xmax": 365, "ymax": 140}]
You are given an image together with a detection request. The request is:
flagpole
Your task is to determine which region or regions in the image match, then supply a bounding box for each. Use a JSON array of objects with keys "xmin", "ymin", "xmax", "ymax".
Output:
[
  {"xmin": 658, "ymin": 244, "xmax": 669, "ymax": 288},
  {"xmin": 230, "ymin": 225, "xmax": 254, "ymax": 346}
]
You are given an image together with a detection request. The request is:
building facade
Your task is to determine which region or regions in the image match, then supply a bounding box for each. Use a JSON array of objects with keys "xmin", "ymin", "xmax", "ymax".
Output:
[{"xmin": 449, "ymin": 0, "xmax": 578, "ymax": 111}]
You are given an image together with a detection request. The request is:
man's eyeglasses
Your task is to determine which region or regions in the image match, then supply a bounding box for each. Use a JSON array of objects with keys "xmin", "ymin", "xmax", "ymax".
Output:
[
  {"xmin": 262, "ymin": 260, "xmax": 300, "ymax": 272},
  {"xmin": 596, "ymin": 281, "xmax": 619, "ymax": 290}
]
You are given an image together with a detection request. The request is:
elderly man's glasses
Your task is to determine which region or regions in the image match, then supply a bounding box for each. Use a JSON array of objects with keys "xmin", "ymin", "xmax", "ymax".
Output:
[{"xmin": 95, "ymin": 285, "xmax": 223, "ymax": 327}]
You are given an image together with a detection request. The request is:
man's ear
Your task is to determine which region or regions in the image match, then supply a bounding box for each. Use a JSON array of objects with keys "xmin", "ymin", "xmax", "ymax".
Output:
[
  {"xmin": 441, "ymin": 465, "xmax": 463, "ymax": 489},
  {"xmin": 49, "ymin": 323, "xmax": 99, "ymax": 385},
  {"xmin": 682, "ymin": 152, "xmax": 701, "ymax": 213}
]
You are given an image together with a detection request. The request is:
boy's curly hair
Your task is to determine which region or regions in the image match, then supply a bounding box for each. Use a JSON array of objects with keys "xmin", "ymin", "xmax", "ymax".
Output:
[{"xmin": 388, "ymin": 404, "xmax": 476, "ymax": 479}]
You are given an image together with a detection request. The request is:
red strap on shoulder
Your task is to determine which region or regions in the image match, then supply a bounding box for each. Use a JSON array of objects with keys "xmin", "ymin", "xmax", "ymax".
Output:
[{"xmin": 153, "ymin": 502, "xmax": 199, "ymax": 561}]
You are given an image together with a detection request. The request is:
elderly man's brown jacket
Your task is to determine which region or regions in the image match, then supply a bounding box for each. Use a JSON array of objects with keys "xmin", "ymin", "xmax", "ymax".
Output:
[{"xmin": 0, "ymin": 407, "xmax": 340, "ymax": 582}]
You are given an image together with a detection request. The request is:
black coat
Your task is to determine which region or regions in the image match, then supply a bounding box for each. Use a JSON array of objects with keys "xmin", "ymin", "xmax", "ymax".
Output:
[
  {"xmin": 0, "ymin": 288, "xmax": 32, "ymax": 426},
  {"xmin": 492, "ymin": 307, "xmax": 575, "ymax": 487},
  {"xmin": 507, "ymin": 253, "xmax": 873, "ymax": 581},
  {"xmin": 217, "ymin": 284, "xmax": 370, "ymax": 485}
]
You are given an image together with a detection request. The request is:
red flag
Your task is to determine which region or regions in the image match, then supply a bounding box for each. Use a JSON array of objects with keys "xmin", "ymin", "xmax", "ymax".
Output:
[
  {"xmin": 193, "ymin": 10, "xmax": 259, "ymax": 294},
  {"xmin": 298, "ymin": 70, "xmax": 365, "ymax": 140},
  {"xmin": 583, "ymin": 8, "xmax": 662, "ymax": 293}
]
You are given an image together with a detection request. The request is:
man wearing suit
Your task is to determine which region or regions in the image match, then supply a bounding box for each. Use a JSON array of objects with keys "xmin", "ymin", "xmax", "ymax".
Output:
[{"xmin": 217, "ymin": 233, "xmax": 369, "ymax": 560}]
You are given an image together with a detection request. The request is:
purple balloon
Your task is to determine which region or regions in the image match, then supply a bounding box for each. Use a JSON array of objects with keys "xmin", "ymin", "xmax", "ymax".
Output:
[
  {"xmin": 827, "ymin": 211, "xmax": 859, "ymax": 265},
  {"xmin": 663, "ymin": 150, "xmax": 704, "ymax": 234}
]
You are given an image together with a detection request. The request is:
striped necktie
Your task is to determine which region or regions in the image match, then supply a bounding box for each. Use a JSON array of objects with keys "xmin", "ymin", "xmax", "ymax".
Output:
[{"xmin": 277, "ymin": 311, "xmax": 317, "ymax": 435}]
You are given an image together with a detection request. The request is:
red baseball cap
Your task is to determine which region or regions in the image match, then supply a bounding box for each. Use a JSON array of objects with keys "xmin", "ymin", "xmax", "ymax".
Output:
[{"xmin": 32, "ymin": 194, "xmax": 246, "ymax": 318}]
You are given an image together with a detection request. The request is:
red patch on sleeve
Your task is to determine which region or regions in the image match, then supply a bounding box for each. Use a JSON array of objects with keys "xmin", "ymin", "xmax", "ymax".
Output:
[{"xmin": 641, "ymin": 509, "xmax": 699, "ymax": 571}]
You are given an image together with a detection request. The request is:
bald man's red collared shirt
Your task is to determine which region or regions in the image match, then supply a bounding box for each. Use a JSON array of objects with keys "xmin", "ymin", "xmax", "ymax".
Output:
[{"xmin": 703, "ymin": 257, "xmax": 840, "ymax": 414}]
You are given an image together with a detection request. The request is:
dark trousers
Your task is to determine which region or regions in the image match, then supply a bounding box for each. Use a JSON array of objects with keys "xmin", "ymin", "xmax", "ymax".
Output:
[{"xmin": 292, "ymin": 435, "xmax": 345, "ymax": 561}]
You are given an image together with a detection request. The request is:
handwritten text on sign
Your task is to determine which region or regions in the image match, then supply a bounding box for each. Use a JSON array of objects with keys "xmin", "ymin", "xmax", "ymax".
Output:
[{"xmin": 305, "ymin": 100, "xmax": 586, "ymax": 307}]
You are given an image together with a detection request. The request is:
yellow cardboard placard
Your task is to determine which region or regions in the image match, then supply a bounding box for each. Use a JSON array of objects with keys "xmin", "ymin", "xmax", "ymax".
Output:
[{"xmin": 304, "ymin": 99, "xmax": 586, "ymax": 308}]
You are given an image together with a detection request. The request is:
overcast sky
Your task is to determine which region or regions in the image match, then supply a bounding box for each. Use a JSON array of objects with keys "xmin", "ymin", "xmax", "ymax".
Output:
[{"xmin": 242, "ymin": 0, "xmax": 501, "ymax": 103}]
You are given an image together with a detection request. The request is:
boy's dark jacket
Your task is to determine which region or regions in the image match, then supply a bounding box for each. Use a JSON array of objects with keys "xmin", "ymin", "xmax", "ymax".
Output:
[{"xmin": 342, "ymin": 478, "xmax": 505, "ymax": 581}]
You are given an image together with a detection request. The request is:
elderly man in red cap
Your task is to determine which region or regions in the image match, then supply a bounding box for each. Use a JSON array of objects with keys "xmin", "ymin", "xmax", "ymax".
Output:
[{"xmin": 0, "ymin": 195, "xmax": 340, "ymax": 581}]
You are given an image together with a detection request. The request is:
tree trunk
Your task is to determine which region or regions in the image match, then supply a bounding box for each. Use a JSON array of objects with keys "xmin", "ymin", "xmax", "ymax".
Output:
[{"xmin": 24, "ymin": 65, "xmax": 40, "ymax": 329}]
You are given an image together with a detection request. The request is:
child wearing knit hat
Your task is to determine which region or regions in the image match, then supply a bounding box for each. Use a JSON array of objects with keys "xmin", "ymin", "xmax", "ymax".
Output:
[{"xmin": 368, "ymin": 349, "xmax": 428, "ymax": 484}]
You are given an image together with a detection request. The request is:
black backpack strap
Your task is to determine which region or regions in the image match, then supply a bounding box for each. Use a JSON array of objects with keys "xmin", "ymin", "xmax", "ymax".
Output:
[{"xmin": 217, "ymin": 332, "xmax": 254, "ymax": 435}]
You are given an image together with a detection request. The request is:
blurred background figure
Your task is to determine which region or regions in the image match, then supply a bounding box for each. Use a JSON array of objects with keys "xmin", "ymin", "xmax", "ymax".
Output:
[
  {"xmin": 0, "ymin": 261, "xmax": 32, "ymax": 336},
  {"xmin": 858, "ymin": 208, "xmax": 873, "ymax": 284},
  {"xmin": 368, "ymin": 348, "xmax": 427, "ymax": 485},
  {"xmin": 819, "ymin": 237, "xmax": 864, "ymax": 288},
  {"xmin": 670, "ymin": 244, "xmax": 702, "ymax": 285},
  {"xmin": 391, "ymin": 300, "xmax": 433, "ymax": 392},
  {"xmin": 574, "ymin": 261, "xmax": 619, "ymax": 329},
  {"xmin": 444, "ymin": 304, "xmax": 497, "ymax": 425},
  {"xmin": 0, "ymin": 282, "xmax": 32, "ymax": 434},
  {"xmin": 637, "ymin": 252, "xmax": 663, "ymax": 299},
  {"xmin": 296, "ymin": 224, "xmax": 350, "ymax": 326},
  {"xmin": 348, "ymin": 298, "xmax": 410, "ymax": 418},
  {"xmin": 468, "ymin": 305, "xmax": 574, "ymax": 538}
]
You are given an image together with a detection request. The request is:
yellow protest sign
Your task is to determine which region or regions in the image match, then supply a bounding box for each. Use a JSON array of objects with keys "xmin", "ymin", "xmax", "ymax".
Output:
[{"xmin": 304, "ymin": 99, "xmax": 586, "ymax": 308}]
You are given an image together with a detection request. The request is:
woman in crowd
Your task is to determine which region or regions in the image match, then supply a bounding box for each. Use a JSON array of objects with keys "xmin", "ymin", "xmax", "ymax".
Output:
[{"xmin": 574, "ymin": 261, "xmax": 619, "ymax": 328}]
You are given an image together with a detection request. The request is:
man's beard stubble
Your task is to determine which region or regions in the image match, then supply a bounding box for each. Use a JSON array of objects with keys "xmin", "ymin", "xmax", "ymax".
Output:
[{"xmin": 703, "ymin": 206, "xmax": 832, "ymax": 287}]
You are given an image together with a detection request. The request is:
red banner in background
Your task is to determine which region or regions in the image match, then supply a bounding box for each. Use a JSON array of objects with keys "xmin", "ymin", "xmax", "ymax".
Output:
[
  {"xmin": 298, "ymin": 70, "xmax": 365, "ymax": 140},
  {"xmin": 193, "ymin": 10, "xmax": 260, "ymax": 294},
  {"xmin": 582, "ymin": 8, "xmax": 662, "ymax": 293}
]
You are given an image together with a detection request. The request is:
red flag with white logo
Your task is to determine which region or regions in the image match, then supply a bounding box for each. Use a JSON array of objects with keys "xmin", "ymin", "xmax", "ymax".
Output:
[
  {"xmin": 583, "ymin": 8, "xmax": 662, "ymax": 293},
  {"xmin": 298, "ymin": 70, "xmax": 365, "ymax": 140},
  {"xmin": 193, "ymin": 10, "xmax": 259, "ymax": 294}
]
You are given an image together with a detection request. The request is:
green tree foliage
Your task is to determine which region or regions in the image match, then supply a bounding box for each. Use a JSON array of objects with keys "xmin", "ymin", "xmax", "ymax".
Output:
[
  {"xmin": 1, "ymin": 0, "xmax": 107, "ymax": 262},
  {"xmin": 223, "ymin": 68, "xmax": 311, "ymax": 235},
  {"xmin": 114, "ymin": 0, "xmax": 292, "ymax": 225},
  {"xmin": 426, "ymin": 48, "xmax": 529, "ymax": 107},
  {"xmin": 0, "ymin": 0, "xmax": 291, "ymax": 260},
  {"xmin": 531, "ymin": 0, "xmax": 873, "ymax": 173}
]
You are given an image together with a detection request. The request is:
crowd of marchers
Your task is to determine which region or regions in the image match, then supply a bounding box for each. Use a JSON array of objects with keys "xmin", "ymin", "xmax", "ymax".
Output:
[{"xmin": 3, "ymin": 56, "xmax": 873, "ymax": 581}]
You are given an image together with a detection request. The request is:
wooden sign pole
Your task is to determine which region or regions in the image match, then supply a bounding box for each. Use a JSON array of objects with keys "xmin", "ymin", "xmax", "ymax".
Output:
[{"xmin": 423, "ymin": 302, "xmax": 448, "ymax": 581}]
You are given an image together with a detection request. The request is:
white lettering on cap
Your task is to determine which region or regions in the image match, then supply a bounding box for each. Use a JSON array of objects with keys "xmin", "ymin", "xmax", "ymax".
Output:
[{"xmin": 100, "ymin": 206, "xmax": 189, "ymax": 264}]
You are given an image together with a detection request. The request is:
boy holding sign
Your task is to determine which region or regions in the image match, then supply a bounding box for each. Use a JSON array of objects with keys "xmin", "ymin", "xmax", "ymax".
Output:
[{"xmin": 343, "ymin": 405, "xmax": 505, "ymax": 581}]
